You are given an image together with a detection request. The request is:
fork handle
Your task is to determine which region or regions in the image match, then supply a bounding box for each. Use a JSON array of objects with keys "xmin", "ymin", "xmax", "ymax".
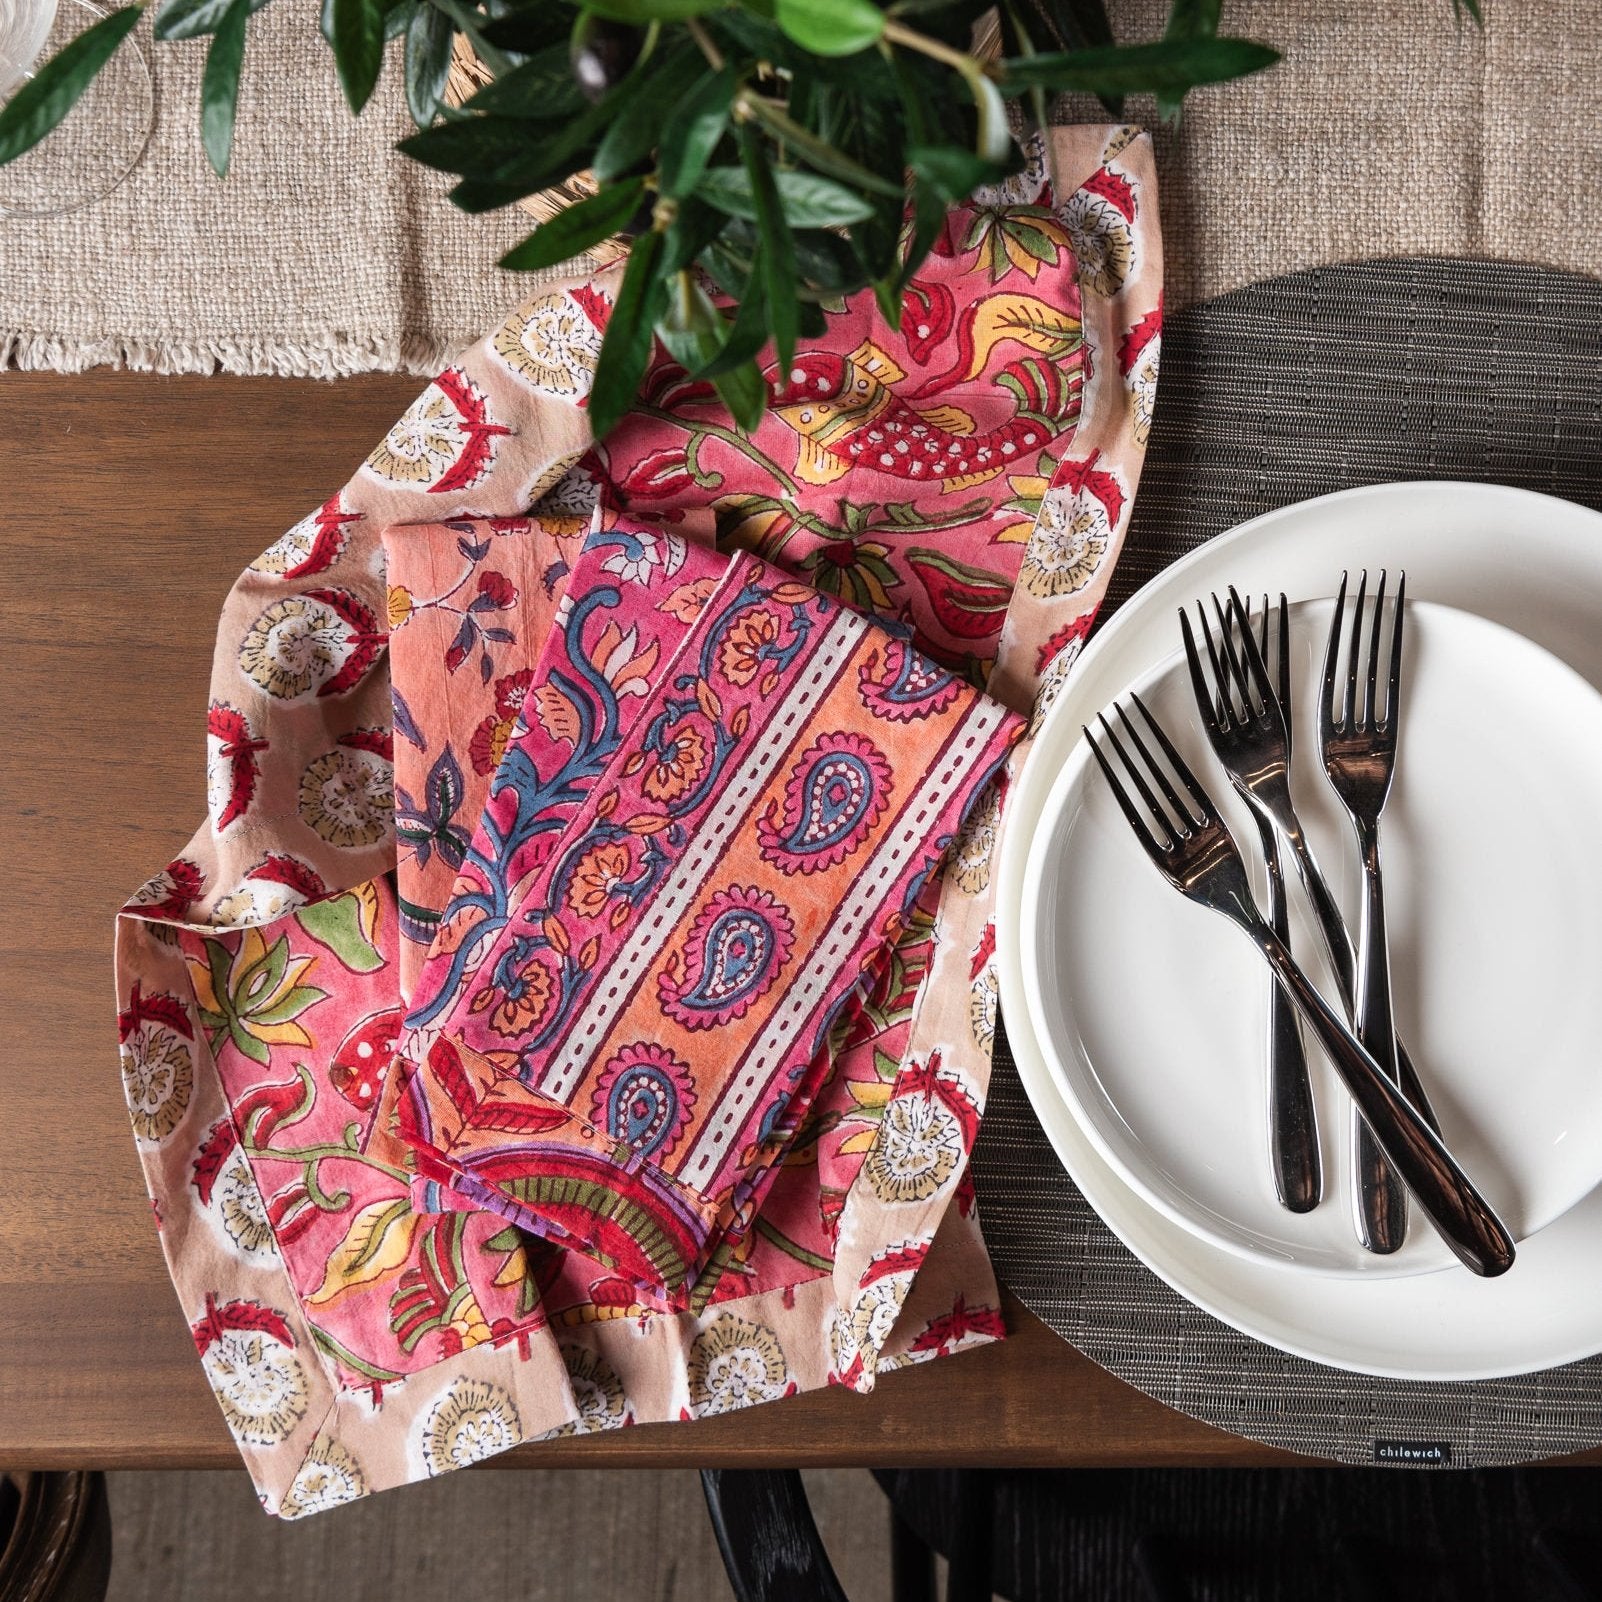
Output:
[
  {"xmin": 1247, "ymin": 921, "xmax": 1515, "ymax": 1278},
  {"xmin": 1353, "ymin": 819, "xmax": 1407, "ymax": 1254},
  {"xmin": 1281, "ymin": 826, "xmax": 1442, "ymax": 1135},
  {"xmin": 1258, "ymin": 818, "xmax": 1320, "ymax": 1213}
]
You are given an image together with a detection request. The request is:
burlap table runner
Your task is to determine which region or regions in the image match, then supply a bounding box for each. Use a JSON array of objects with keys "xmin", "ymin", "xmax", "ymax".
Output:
[
  {"xmin": 974, "ymin": 256, "xmax": 1602, "ymax": 1469},
  {"xmin": 2, "ymin": 1, "xmax": 1597, "ymax": 375}
]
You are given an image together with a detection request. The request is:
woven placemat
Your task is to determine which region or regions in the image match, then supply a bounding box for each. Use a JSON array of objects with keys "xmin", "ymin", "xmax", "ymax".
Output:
[{"xmin": 973, "ymin": 256, "xmax": 1602, "ymax": 1469}]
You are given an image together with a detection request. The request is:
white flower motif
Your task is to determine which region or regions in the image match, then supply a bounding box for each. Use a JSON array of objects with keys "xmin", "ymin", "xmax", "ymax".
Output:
[
  {"xmin": 687, "ymin": 1314, "xmax": 789, "ymax": 1417},
  {"xmin": 202, "ymin": 1331, "xmax": 309, "ymax": 1446},
  {"xmin": 251, "ymin": 508, "xmax": 322, "ymax": 577},
  {"xmin": 969, "ymin": 963, "xmax": 999, "ymax": 1048},
  {"xmin": 367, "ymin": 386, "xmax": 461, "ymax": 486},
  {"xmin": 1031, "ymin": 634, "xmax": 1088, "ymax": 732},
  {"xmin": 492, "ymin": 292, "xmax": 604, "ymax": 398},
  {"xmin": 212, "ymin": 881, "xmax": 301, "ymax": 926},
  {"xmin": 950, "ymin": 785, "xmax": 1001, "ymax": 893},
  {"xmin": 1022, "ymin": 489, "xmax": 1111, "ymax": 600},
  {"xmin": 849, "ymin": 1277, "xmax": 909, "ymax": 1358},
  {"xmin": 553, "ymin": 1344, "xmax": 628, "ymax": 1436},
  {"xmin": 1062, "ymin": 190, "xmax": 1135, "ymax": 298},
  {"xmin": 280, "ymin": 1438, "xmax": 366, "ymax": 1519},
  {"xmin": 599, "ymin": 525, "xmax": 685, "ymax": 586},
  {"xmin": 420, "ymin": 1379, "xmax": 523, "ymax": 1474},
  {"xmin": 865, "ymin": 1094, "xmax": 964, "ymax": 1204},
  {"xmin": 1130, "ymin": 337, "xmax": 1160, "ymax": 446},
  {"xmin": 298, "ymin": 748, "xmax": 392, "ymax": 849},
  {"xmin": 214, "ymin": 1153, "xmax": 276, "ymax": 1259},
  {"xmin": 120, "ymin": 1025, "xmax": 194, "ymax": 1144},
  {"xmin": 237, "ymin": 597, "xmax": 347, "ymax": 699}
]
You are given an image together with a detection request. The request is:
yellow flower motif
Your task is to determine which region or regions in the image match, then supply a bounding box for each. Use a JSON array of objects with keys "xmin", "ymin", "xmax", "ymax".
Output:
[
  {"xmin": 186, "ymin": 927, "xmax": 326, "ymax": 1068},
  {"xmin": 387, "ymin": 585, "xmax": 415, "ymax": 630}
]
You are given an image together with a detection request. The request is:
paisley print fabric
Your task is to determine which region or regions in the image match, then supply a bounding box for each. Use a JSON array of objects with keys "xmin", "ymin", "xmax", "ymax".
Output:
[
  {"xmin": 757, "ymin": 733, "xmax": 893, "ymax": 875},
  {"xmin": 112, "ymin": 126, "xmax": 1162, "ymax": 1516},
  {"xmin": 395, "ymin": 529, "xmax": 1020, "ymax": 1303}
]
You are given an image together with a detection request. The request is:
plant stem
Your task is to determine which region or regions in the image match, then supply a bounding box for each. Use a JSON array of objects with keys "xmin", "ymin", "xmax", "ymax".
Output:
[
  {"xmin": 736, "ymin": 92, "xmax": 904, "ymax": 198},
  {"xmin": 882, "ymin": 17, "xmax": 988, "ymax": 78},
  {"xmin": 685, "ymin": 15, "xmax": 724, "ymax": 70}
]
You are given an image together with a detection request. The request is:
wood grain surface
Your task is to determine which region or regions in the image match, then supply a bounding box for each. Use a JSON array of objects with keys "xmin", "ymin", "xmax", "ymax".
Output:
[{"xmin": 1, "ymin": 370, "xmax": 1588, "ymax": 1472}]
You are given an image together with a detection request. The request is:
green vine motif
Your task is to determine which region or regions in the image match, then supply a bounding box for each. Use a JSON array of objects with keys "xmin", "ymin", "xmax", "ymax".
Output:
[
  {"xmin": 240, "ymin": 1118, "xmax": 412, "ymax": 1216},
  {"xmin": 637, "ymin": 403, "xmax": 804, "ymax": 500}
]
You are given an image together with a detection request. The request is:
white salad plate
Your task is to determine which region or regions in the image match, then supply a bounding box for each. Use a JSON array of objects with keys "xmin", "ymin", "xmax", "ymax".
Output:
[
  {"xmin": 996, "ymin": 481, "xmax": 1602, "ymax": 1379},
  {"xmin": 1021, "ymin": 597, "xmax": 1602, "ymax": 1278}
]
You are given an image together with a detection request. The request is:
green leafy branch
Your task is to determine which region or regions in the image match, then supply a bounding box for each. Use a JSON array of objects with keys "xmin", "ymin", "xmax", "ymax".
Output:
[{"xmin": 0, "ymin": 1, "xmax": 1470, "ymax": 436}]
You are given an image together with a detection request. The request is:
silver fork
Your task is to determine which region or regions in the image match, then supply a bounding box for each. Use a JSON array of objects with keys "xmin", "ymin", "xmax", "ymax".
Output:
[
  {"xmin": 1179, "ymin": 590, "xmax": 1443, "ymax": 1182},
  {"xmin": 1190, "ymin": 595, "xmax": 1319, "ymax": 1213},
  {"xmin": 1321, "ymin": 571, "xmax": 1408, "ymax": 1254},
  {"xmin": 1084, "ymin": 696, "xmax": 1514, "ymax": 1278}
]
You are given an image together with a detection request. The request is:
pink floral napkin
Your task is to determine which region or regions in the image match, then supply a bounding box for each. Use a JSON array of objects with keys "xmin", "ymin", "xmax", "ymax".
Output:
[
  {"xmin": 112, "ymin": 128, "xmax": 1162, "ymax": 1517},
  {"xmin": 390, "ymin": 525, "xmax": 1021, "ymax": 1305}
]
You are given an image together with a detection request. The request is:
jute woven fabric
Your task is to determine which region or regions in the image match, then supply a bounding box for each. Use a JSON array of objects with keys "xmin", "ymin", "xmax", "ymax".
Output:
[
  {"xmin": 2, "ymin": 1, "xmax": 1599, "ymax": 376},
  {"xmin": 973, "ymin": 256, "xmax": 1602, "ymax": 1470}
]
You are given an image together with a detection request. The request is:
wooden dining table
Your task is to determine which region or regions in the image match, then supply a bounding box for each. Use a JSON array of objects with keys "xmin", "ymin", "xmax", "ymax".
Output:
[{"xmin": 5, "ymin": 367, "xmax": 1594, "ymax": 1477}]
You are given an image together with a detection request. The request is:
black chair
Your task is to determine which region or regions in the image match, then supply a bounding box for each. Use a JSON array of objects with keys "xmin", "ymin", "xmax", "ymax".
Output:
[
  {"xmin": 702, "ymin": 1465, "xmax": 1602, "ymax": 1602},
  {"xmin": 0, "ymin": 1472, "xmax": 111, "ymax": 1602}
]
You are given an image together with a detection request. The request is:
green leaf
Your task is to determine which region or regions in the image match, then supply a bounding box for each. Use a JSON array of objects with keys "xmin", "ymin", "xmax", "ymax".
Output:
[
  {"xmin": 791, "ymin": 226, "xmax": 865, "ymax": 291},
  {"xmin": 1163, "ymin": 0, "xmax": 1224, "ymax": 37},
  {"xmin": 295, "ymin": 892, "xmax": 388, "ymax": 976},
  {"xmin": 0, "ymin": 4, "xmax": 141, "ymax": 165},
  {"xmin": 908, "ymin": 144, "xmax": 1004, "ymax": 203},
  {"xmin": 200, "ymin": 0, "xmax": 250, "ymax": 177},
  {"xmin": 715, "ymin": 361, "xmax": 767, "ymax": 433},
  {"xmin": 1035, "ymin": 0, "xmax": 1116, "ymax": 52},
  {"xmin": 1156, "ymin": 0, "xmax": 1221, "ymax": 119},
  {"xmin": 592, "ymin": 48, "xmax": 701, "ymax": 181},
  {"xmin": 774, "ymin": 0, "xmax": 885, "ymax": 57},
  {"xmin": 660, "ymin": 194, "xmax": 726, "ymax": 274},
  {"xmin": 463, "ymin": 43, "xmax": 585, "ymax": 119},
  {"xmin": 480, "ymin": 6, "xmax": 575, "ymax": 52},
  {"xmin": 657, "ymin": 64, "xmax": 734, "ymax": 199},
  {"xmin": 329, "ymin": 0, "xmax": 386, "ymax": 113},
  {"xmin": 384, "ymin": 0, "xmax": 416, "ymax": 43},
  {"xmin": 700, "ymin": 292, "xmax": 771, "ymax": 380},
  {"xmin": 739, "ymin": 122, "xmax": 797, "ymax": 372},
  {"xmin": 657, "ymin": 270, "xmax": 725, "ymax": 372},
  {"xmin": 582, "ymin": 0, "xmax": 721, "ymax": 17},
  {"xmin": 998, "ymin": 37, "xmax": 1280, "ymax": 96},
  {"xmin": 588, "ymin": 227, "xmax": 668, "ymax": 439},
  {"xmin": 398, "ymin": 116, "xmax": 543, "ymax": 175},
  {"xmin": 404, "ymin": 2, "xmax": 456, "ymax": 127},
  {"xmin": 694, "ymin": 164, "xmax": 874, "ymax": 226},
  {"xmin": 154, "ymin": 0, "xmax": 272, "ymax": 40},
  {"xmin": 499, "ymin": 176, "xmax": 648, "ymax": 271}
]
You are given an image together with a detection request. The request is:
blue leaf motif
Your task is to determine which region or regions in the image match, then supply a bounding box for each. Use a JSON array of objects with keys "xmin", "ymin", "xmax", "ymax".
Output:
[{"xmin": 427, "ymin": 746, "xmax": 465, "ymax": 827}]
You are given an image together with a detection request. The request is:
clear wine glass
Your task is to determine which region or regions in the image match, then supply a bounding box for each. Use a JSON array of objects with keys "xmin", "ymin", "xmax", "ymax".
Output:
[{"xmin": 0, "ymin": 0, "xmax": 154, "ymax": 219}]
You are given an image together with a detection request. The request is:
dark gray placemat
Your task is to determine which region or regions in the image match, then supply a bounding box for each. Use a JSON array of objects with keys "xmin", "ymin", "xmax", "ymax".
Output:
[{"xmin": 973, "ymin": 257, "xmax": 1602, "ymax": 1468}]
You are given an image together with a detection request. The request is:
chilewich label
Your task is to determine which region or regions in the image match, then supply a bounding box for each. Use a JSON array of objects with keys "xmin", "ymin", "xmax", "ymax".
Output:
[{"xmin": 1373, "ymin": 1439, "xmax": 1452, "ymax": 1464}]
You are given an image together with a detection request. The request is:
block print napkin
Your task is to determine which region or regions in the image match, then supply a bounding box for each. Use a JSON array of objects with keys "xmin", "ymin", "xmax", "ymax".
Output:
[
  {"xmin": 395, "ymin": 527, "xmax": 1022, "ymax": 1302},
  {"xmin": 111, "ymin": 126, "xmax": 1162, "ymax": 1517}
]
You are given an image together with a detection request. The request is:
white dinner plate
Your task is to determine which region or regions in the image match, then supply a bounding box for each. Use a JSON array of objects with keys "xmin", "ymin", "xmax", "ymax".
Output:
[
  {"xmin": 1022, "ymin": 598, "xmax": 1602, "ymax": 1277},
  {"xmin": 997, "ymin": 482, "xmax": 1602, "ymax": 1379}
]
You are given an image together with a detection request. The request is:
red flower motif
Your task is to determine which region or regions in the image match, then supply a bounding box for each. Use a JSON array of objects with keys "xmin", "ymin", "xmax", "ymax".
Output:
[{"xmin": 476, "ymin": 570, "xmax": 518, "ymax": 609}]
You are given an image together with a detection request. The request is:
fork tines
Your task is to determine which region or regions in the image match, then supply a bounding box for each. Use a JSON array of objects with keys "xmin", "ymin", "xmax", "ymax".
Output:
[
  {"xmin": 1323, "ymin": 569, "xmax": 1406, "ymax": 735},
  {"xmin": 1084, "ymin": 694, "xmax": 1216, "ymax": 862}
]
